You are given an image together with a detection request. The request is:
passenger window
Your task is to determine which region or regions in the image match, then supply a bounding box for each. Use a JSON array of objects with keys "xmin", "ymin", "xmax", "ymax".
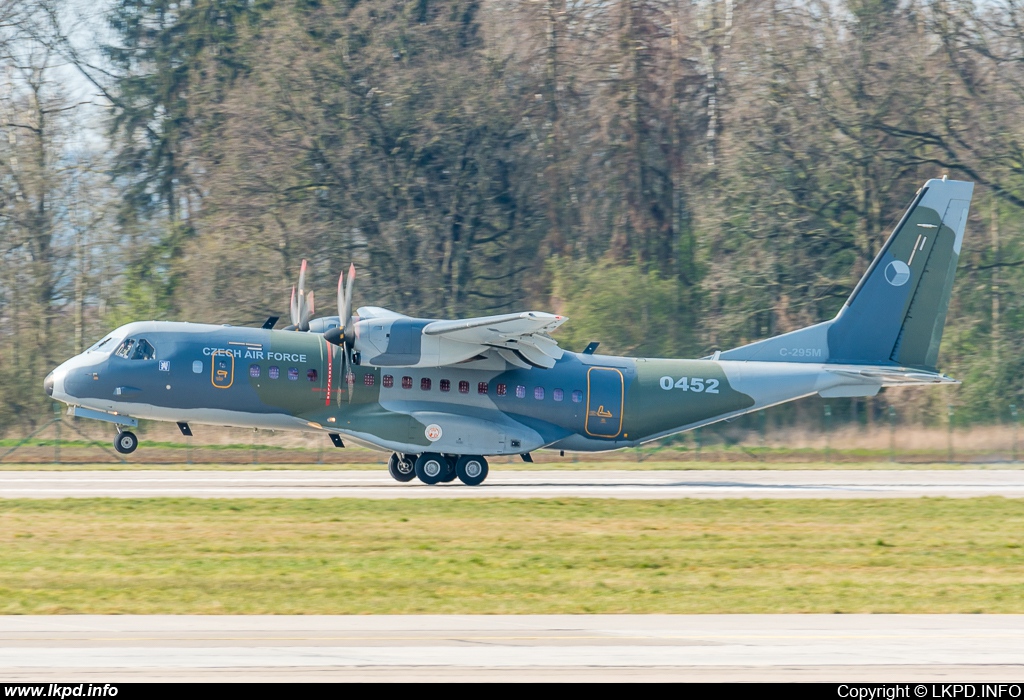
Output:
[
  {"xmin": 515, "ymin": 385, "xmax": 526, "ymax": 399},
  {"xmin": 114, "ymin": 339, "xmax": 135, "ymax": 359},
  {"xmin": 383, "ymin": 375, "xmax": 394, "ymax": 388},
  {"xmin": 534, "ymin": 387, "xmax": 544, "ymax": 400},
  {"xmin": 364, "ymin": 374, "xmax": 375, "ymax": 386},
  {"xmin": 269, "ymin": 366, "xmax": 280, "ymax": 379},
  {"xmin": 553, "ymin": 388, "xmax": 564, "ymax": 401},
  {"xmin": 307, "ymin": 369, "xmax": 318, "ymax": 382},
  {"xmin": 192, "ymin": 360, "xmax": 203, "ymax": 374},
  {"xmin": 288, "ymin": 368, "xmax": 299, "ymax": 381},
  {"xmin": 478, "ymin": 382, "xmax": 488, "ymax": 395},
  {"xmin": 440, "ymin": 379, "xmax": 450, "ymax": 392},
  {"xmin": 249, "ymin": 364, "xmax": 261, "ymax": 378},
  {"xmin": 572, "ymin": 390, "xmax": 583, "ymax": 403},
  {"xmin": 459, "ymin": 381, "xmax": 470, "ymax": 394},
  {"xmin": 132, "ymin": 339, "xmax": 156, "ymax": 360},
  {"xmin": 402, "ymin": 376, "xmax": 412, "ymax": 389},
  {"xmin": 496, "ymin": 383, "xmax": 507, "ymax": 396},
  {"xmin": 421, "ymin": 378, "xmax": 431, "ymax": 391}
]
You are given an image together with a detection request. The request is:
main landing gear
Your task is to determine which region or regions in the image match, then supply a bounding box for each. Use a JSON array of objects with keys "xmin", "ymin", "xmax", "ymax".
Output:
[
  {"xmin": 388, "ymin": 452, "xmax": 489, "ymax": 486},
  {"xmin": 113, "ymin": 429, "xmax": 138, "ymax": 455}
]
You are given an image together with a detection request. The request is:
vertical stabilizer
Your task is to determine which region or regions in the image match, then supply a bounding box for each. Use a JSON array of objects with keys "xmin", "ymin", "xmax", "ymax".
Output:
[{"xmin": 719, "ymin": 178, "xmax": 973, "ymax": 369}]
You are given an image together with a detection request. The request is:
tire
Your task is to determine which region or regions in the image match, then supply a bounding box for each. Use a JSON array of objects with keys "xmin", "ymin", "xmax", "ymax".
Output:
[
  {"xmin": 440, "ymin": 455, "xmax": 458, "ymax": 483},
  {"xmin": 114, "ymin": 430, "xmax": 138, "ymax": 455},
  {"xmin": 455, "ymin": 455, "xmax": 489, "ymax": 486},
  {"xmin": 414, "ymin": 452, "xmax": 447, "ymax": 485},
  {"xmin": 387, "ymin": 452, "xmax": 416, "ymax": 482}
]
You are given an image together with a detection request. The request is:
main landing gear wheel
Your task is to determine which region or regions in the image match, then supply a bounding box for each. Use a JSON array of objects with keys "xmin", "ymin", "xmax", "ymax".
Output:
[
  {"xmin": 455, "ymin": 455, "xmax": 489, "ymax": 486},
  {"xmin": 387, "ymin": 452, "xmax": 416, "ymax": 483},
  {"xmin": 440, "ymin": 455, "xmax": 458, "ymax": 483},
  {"xmin": 114, "ymin": 430, "xmax": 138, "ymax": 455},
  {"xmin": 414, "ymin": 452, "xmax": 447, "ymax": 485}
]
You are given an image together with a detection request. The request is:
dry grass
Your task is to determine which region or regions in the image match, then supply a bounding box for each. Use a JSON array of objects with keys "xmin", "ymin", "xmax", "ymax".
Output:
[{"xmin": 0, "ymin": 497, "xmax": 1021, "ymax": 614}]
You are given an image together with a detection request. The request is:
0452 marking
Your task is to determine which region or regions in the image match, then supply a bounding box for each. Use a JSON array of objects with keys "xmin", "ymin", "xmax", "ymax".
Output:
[{"xmin": 659, "ymin": 376, "xmax": 720, "ymax": 393}]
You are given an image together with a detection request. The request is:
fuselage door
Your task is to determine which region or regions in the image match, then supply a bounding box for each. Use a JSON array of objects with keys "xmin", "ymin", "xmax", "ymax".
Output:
[
  {"xmin": 585, "ymin": 367, "xmax": 624, "ymax": 438},
  {"xmin": 211, "ymin": 350, "xmax": 234, "ymax": 389}
]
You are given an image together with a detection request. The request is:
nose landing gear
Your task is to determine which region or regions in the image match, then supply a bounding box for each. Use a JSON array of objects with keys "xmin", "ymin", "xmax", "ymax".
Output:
[{"xmin": 114, "ymin": 429, "xmax": 139, "ymax": 455}]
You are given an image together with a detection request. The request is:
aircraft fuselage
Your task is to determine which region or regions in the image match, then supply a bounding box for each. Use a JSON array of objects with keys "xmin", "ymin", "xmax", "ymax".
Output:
[{"xmin": 45, "ymin": 320, "xmax": 892, "ymax": 457}]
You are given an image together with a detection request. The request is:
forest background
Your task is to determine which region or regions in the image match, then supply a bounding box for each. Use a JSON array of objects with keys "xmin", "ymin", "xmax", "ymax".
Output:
[{"xmin": 1, "ymin": 0, "xmax": 1023, "ymax": 437}]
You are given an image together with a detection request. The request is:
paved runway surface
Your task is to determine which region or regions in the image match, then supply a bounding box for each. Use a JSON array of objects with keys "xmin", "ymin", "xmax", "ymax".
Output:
[
  {"xmin": 1, "ymin": 615, "xmax": 1021, "ymax": 681},
  {"xmin": 1, "ymin": 469, "xmax": 1023, "ymax": 499}
]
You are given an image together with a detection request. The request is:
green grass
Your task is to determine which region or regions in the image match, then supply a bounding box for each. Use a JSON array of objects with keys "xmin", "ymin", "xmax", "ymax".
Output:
[{"xmin": 0, "ymin": 497, "xmax": 1021, "ymax": 614}]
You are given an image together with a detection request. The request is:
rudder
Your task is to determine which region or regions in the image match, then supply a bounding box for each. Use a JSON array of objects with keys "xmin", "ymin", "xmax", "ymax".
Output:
[{"xmin": 719, "ymin": 177, "xmax": 973, "ymax": 369}]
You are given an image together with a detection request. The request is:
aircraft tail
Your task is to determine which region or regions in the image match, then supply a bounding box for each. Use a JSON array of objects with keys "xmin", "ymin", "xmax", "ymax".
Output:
[{"xmin": 719, "ymin": 177, "xmax": 974, "ymax": 370}]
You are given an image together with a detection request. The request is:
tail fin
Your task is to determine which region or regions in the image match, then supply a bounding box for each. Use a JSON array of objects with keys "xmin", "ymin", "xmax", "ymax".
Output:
[{"xmin": 719, "ymin": 178, "xmax": 974, "ymax": 369}]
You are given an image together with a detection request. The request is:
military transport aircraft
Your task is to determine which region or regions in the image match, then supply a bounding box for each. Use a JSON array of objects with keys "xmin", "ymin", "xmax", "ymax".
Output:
[{"xmin": 45, "ymin": 177, "xmax": 973, "ymax": 485}]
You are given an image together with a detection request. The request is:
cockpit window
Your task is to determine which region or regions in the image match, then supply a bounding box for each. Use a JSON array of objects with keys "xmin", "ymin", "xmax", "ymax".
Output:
[
  {"xmin": 132, "ymin": 339, "xmax": 156, "ymax": 360},
  {"xmin": 113, "ymin": 338, "xmax": 156, "ymax": 360},
  {"xmin": 114, "ymin": 339, "xmax": 136, "ymax": 359}
]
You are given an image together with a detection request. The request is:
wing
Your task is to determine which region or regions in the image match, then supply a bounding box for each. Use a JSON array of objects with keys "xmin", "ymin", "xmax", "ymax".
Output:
[{"xmin": 422, "ymin": 312, "xmax": 567, "ymax": 369}]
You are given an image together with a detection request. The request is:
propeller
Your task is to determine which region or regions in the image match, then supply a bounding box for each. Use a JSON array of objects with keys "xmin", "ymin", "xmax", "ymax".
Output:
[
  {"xmin": 324, "ymin": 264, "xmax": 357, "ymax": 403},
  {"xmin": 285, "ymin": 259, "xmax": 315, "ymax": 331}
]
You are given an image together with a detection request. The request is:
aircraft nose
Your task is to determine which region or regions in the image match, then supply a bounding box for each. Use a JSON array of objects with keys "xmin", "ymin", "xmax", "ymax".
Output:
[{"xmin": 44, "ymin": 371, "xmax": 54, "ymax": 397}]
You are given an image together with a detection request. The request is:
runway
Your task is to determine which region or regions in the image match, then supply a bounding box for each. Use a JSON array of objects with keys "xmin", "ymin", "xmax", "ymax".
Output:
[
  {"xmin": 1, "ymin": 469, "xmax": 1023, "ymax": 499},
  {"xmin": 1, "ymin": 615, "xmax": 1021, "ymax": 681}
]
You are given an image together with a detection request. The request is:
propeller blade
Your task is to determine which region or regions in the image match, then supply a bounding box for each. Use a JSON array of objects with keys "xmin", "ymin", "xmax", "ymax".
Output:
[{"xmin": 343, "ymin": 263, "xmax": 355, "ymax": 328}]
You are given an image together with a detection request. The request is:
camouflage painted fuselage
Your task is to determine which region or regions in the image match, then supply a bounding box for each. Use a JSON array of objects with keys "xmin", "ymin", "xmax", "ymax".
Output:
[
  {"xmin": 49, "ymin": 320, "xmax": 916, "ymax": 455},
  {"xmin": 46, "ymin": 177, "xmax": 974, "ymax": 456}
]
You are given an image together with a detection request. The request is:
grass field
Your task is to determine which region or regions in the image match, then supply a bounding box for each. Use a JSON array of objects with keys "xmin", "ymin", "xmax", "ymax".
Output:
[{"xmin": 0, "ymin": 497, "xmax": 1021, "ymax": 614}]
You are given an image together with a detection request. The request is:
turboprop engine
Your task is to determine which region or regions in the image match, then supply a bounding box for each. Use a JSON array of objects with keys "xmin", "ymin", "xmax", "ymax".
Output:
[{"xmin": 283, "ymin": 260, "xmax": 566, "ymax": 370}]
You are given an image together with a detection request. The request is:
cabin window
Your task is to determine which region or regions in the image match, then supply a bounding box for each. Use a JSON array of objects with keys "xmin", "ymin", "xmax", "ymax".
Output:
[
  {"xmin": 364, "ymin": 374, "xmax": 375, "ymax": 386},
  {"xmin": 515, "ymin": 385, "xmax": 526, "ymax": 399},
  {"xmin": 307, "ymin": 369, "xmax": 318, "ymax": 382},
  {"xmin": 459, "ymin": 381, "xmax": 470, "ymax": 394},
  {"xmin": 249, "ymin": 364, "xmax": 261, "ymax": 378},
  {"xmin": 288, "ymin": 367, "xmax": 299, "ymax": 381},
  {"xmin": 440, "ymin": 379, "xmax": 451, "ymax": 392},
  {"xmin": 478, "ymin": 382, "xmax": 488, "ymax": 395},
  {"xmin": 402, "ymin": 376, "xmax": 413, "ymax": 389},
  {"xmin": 114, "ymin": 339, "xmax": 135, "ymax": 359},
  {"xmin": 534, "ymin": 387, "xmax": 544, "ymax": 400},
  {"xmin": 192, "ymin": 360, "xmax": 203, "ymax": 374},
  {"xmin": 421, "ymin": 377, "xmax": 431, "ymax": 391},
  {"xmin": 269, "ymin": 366, "xmax": 280, "ymax": 379},
  {"xmin": 131, "ymin": 339, "xmax": 156, "ymax": 360},
  {"xmin": 553, "ymin": 388, "xmax": 564, "ymax": 402},
  {"xmin": 572, "ymin": 390, "xmax": 583, "ymax": 403},
  {"xmin": 496, "ymin": 383, "xmax": 507, "ymax": 396},
  {"xmin": 383, "ymin": 374, "xmax": 394, "ymax": 388}
]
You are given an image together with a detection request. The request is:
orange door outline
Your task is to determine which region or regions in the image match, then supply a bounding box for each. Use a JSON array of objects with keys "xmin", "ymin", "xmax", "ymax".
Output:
[
  {"xmin": 210, "ymin": 350, "xmax": 234, "ymax": 389},
  {"xmin": 585, "ymin": 367, "xmax": 624, "ymax": 438}
]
